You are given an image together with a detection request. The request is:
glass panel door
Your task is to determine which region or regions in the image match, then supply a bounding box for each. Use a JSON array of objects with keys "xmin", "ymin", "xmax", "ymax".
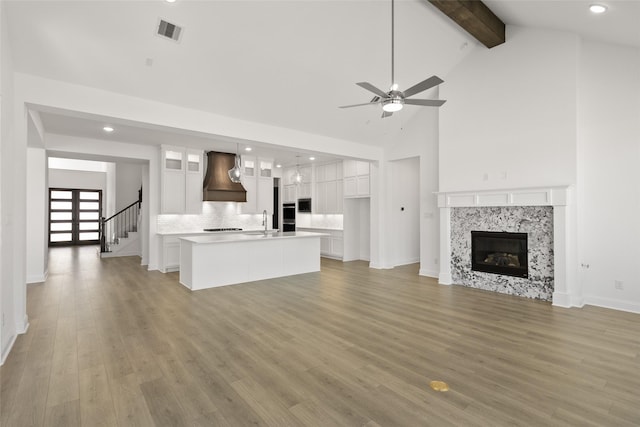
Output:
[{"xmin": 49, "ymin": 188, "xmax": 102, "ymax": 246}]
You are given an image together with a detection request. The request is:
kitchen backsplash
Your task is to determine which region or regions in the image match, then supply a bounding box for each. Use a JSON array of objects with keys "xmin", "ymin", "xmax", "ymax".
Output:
[
  {"xmin": 296, "ymin": 213, "xmax": 343, "ymax": 229},
  {"xmin": 157, "ymin": 203, "xmax": 343, "ymax": 232},
  {"xmin": 157, "ymin": 202, "xmax": 268, "ymax": 233}
]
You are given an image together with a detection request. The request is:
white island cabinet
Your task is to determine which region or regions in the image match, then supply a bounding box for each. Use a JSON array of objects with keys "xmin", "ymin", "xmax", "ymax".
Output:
[{"xmin": 179, "ymin": 231, "xmax": 326, "ymax": 290}]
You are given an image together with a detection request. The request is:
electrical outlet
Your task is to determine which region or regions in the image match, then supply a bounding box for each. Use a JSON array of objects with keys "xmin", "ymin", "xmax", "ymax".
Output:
[{"xmin": 614, "ymin": 280, "xmax": 624, "ymax": 290}]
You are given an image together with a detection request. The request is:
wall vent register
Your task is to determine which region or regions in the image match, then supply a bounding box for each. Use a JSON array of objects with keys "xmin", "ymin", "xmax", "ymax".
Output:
[{"xmin": 471, "ymin": 231, "xmax": 528, "ymax": 278}]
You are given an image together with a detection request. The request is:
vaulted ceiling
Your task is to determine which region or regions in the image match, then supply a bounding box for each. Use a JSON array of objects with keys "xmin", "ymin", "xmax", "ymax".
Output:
[{"xmin": 5, "ymin": 0, "xmax": 639, "ymax": 158}]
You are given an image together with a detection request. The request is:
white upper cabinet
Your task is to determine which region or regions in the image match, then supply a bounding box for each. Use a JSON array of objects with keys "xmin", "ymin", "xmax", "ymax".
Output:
[
  {"xmin": 185, "ymin": 150, "xmax": 203, "ymax": 214},
  {"xmin": 161, "ymin": 146, "xmax": 203, "ymax": 214},
  {"xmin": 314, "ymin": 161, "xmax": 343, "ymax": 214},
  {"xmin": 343, "ymin": 160, "xmax": 370, "ymax": 198},
  {"xmin": 240, "ymin": 156, "xmax": 274, "ymax": 214}
]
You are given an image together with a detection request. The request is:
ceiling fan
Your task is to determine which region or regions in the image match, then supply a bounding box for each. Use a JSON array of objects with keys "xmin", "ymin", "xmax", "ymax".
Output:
[{"xmin": 339, "ymin": 0, "xmax": 446, "ymax": 118}]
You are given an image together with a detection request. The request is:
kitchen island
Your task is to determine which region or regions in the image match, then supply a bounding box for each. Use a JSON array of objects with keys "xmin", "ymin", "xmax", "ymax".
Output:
[{"xmin": 179, "ymin": 231, "xmax": 326, "ymax": 290}]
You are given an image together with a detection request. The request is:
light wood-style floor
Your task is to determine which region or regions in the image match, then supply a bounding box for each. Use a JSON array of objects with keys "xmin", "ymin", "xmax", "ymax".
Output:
[{"xmin": 1, "ymin": 246, "xmax": 639, "ymax": 426}]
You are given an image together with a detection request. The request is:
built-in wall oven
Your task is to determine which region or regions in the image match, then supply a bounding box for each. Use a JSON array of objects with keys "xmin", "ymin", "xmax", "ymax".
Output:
[{"xmin": 282, "ymin": 203, "xmax": 296, "ymax": 232}]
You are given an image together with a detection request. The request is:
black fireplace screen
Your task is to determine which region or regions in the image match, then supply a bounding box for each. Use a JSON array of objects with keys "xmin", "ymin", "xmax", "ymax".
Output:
[{"xmin": 471, "ymin": 231, "xmax": 528, "ymax": 278}]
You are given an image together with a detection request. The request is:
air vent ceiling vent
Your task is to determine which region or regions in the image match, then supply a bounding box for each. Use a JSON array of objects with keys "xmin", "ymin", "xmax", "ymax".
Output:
[{"xmin": 157, "ymin": 19, "xmax": 183, "ymax": 42}]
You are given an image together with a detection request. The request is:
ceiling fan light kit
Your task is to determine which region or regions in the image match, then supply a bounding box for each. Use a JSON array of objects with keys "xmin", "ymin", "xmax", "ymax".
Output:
[
  {"xmin": 339, "ymin": 0, "xmax": 446, "ymax": 118},
  {"xmin": 382, "ymin": 93, "xmax": 404, "ymax": 112}
]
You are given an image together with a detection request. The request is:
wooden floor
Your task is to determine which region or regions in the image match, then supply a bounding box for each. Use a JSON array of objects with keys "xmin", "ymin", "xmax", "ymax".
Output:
[{"xmin": 1, "ymin": 247, "xmax": 639, "ymax": 426}]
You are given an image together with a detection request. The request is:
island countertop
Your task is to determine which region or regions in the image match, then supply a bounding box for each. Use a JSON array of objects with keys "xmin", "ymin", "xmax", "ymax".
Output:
[
  {"xmin": 179, "ymin": 231, "xmax": 325, "ymax": 290},
  {"xmin": 179, "ymin": 231, "xmax": 328, "ymax": 244}
]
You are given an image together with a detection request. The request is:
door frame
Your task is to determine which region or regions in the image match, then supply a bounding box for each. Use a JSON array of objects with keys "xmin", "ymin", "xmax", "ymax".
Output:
[{"xmin": 49, "ymin": 188, "xmax": 103, "ymax": 246}]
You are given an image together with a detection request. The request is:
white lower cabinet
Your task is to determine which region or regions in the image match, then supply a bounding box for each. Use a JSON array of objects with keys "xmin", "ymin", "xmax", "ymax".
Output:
[
  {"xmin": 161, "ymin": 236, "xmax": 181, "ymax": 272},
  {"xmin": 298, "ymin": 228, "xmax": 343, "ymax": 259}
]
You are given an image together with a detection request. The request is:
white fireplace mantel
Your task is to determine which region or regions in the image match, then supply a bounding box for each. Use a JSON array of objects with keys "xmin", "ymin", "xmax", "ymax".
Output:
[
  {"xmin": 436, "ymin": 185, "xmax": 580, "ymax": 308},
  {"xmin": 436, "ymin": 186, "xmax": 569, "ymax": 208}
]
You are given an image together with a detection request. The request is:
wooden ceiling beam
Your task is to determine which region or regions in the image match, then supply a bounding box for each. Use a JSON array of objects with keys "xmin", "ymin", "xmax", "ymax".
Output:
[{"xmin": 427, "ymin": 0, "xmax": 505, "ymax": 48}]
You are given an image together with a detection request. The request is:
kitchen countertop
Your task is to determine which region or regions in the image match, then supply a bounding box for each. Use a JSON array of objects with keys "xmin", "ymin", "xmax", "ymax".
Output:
[
  {"xmin": 180, "ymin": 231, "xmax": 327, "ymax": 245},
  {"xmin": 157, "ymin": 229, "xmax": 278, "ymax": 236},
  {"xmin": 296, "ymin": 227, "xmax": 343, "ymax": 231}
]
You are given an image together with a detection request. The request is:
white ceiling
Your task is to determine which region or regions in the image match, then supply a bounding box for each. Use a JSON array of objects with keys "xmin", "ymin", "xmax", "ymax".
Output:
[
  {"xmin": 485, "ymin": 0, "xmax": 640, "ymax": 49},
  {"xmin": 5, "ymin": 0, "xmax": 640, "ymax": 162}
]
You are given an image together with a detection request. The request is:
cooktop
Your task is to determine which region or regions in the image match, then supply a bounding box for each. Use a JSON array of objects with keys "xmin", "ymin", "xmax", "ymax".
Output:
[{"xmin": 202, "ymin": 228, "xmax": 243, "ymax": 232}]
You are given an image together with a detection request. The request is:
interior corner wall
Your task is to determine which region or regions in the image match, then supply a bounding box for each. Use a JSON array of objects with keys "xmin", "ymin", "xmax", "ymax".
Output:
[
  {"xmin": 577, "ymin": 41, "xmax": 640, "ymax": 313},
  {"xmin": 439, "ymin": 25, "xmax": 579, "ymax": 192}
]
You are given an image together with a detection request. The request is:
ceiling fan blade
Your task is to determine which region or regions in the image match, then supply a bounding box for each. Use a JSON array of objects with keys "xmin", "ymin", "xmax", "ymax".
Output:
[
  {"xmin": 356, "ymin": 82, "xmax": 390, "ymax": 99},
  {"xmin": 402, "ymin": 76, "xmax": 444, "ymax": 98},
  {"xmin": 403, "ymin": 99, "xmax": 447, "ymax": 107},
  {"xmin": 382, "ymin": 110, "xmax": 393, "ymax": 118},
  {"xmin": 339, "ymin": 101, "xmax": 379, "ymax": 109}
]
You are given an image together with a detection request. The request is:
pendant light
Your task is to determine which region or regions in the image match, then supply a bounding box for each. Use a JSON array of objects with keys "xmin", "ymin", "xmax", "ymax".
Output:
[
  {"xmin": 293, "ymin": 155, "xmax": 304, "ymax": 185},
  {"xmin": 228, "ymin": 143, "xmax": 242, "ymax": 183}
]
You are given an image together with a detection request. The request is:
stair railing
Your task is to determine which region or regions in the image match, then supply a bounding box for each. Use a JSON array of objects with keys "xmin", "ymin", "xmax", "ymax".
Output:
[{"xmin": 100, "ymin": 193, "xmax": 142, "ymax": 253}]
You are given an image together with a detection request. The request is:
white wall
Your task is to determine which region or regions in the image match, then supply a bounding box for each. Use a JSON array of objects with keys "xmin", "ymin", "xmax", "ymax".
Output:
[
  {"xmin": 15, "ymin": 73, "xmax": 382, "ymax": 162},
  {"xmin": 439, "ymin": 25, "xmax": 640, "ymax": 313},
  {"xmin": 0, "ymin": 0, "xmax": 18, "ymax": 364},
  {"xmin": 439, "ymin": 26, "xmax": 579, "ymax": 192},
  {"xmin": 48, "ymin": 169, "xmax": 107, "ymax": 211},
  {"xmin": 26, "ymin": 147, "xmax": 48, "ymax": 284},
  {"xmin": 390, "ymin": 157, "xmax": 420, "ymax": 266},
  {"xmin": 343, "ymin": 198, "xmax": 370, "ymax": 262},
  {"xmin": 382, "ymin": 107, "xmax": 440, "ymax": 276},
  {"xmin": 116, "ymin": 161, "xmax": 142, "ymax": 211},
  {"xmin": 577, "ymin": 41, "xmax": 640, "ymax": 312}
]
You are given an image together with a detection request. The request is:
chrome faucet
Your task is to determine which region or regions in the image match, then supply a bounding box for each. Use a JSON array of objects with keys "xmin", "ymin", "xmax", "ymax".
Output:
[{"xmin": 262, "ymin": 210, "xmax": 268, "ymax": 234}]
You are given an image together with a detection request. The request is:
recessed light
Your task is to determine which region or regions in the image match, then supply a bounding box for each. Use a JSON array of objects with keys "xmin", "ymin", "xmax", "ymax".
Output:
[
  {"xmin": 166, "ymin": 0, "xmax": 176, "ymax": 3},
  {"xmin": 103, "ymin": 126, "xmax": 114, "ymax": 133},
  {"xmin": 309, "ymin": 156, "xmax": 315, "ymax": 161},
  {"xmin": 589, "ymin": 4, "xmax": 607, "ymax": 13},
  {"xmin": 276, "ymin": 164, "xmax": 282, "ymax": 168},
  {"xmin": 244, "ymin": 147, "xmax": 252, "ymax": 152}
]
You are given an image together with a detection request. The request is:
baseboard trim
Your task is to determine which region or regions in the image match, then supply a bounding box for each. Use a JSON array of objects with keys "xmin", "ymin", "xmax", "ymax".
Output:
[
  {"xmin": 418, "ymin": 268, "xmax": 439, "ymax": 278},
  {"xmin": 438, "ymin": 272, "xmax": 452, "ymax": 285},
  {"xmin": 369, "ymin": 262, "xmax": 394, "ymax": 270},
  {"xmin": 0, "ymin": 314, "xmax": 29, "ymax": 366},
  {"xmin": 20, "ymin": 315, "xmax": 30, "ymax": 334},
  {"xmin": 0, "ymin": 333, "xmax": 17, "ymax": 366},
  {"xmin": 26, "ymin": 269, "xmax": 48, "ymax": 284},
  {"xmin": 583, "ymin": 295, "xmax": 640, "ymax": 314}
]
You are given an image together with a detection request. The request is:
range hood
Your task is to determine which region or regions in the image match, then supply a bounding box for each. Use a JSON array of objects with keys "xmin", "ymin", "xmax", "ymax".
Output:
[{"xmin": 203, "ymin": 151, "xmax": 247, "ymax": 202}]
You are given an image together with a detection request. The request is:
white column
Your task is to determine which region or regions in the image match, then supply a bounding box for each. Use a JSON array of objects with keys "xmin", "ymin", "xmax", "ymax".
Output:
[{"xmin": 438, "ymin": 207, "xmax": 452, "ymax": 285}]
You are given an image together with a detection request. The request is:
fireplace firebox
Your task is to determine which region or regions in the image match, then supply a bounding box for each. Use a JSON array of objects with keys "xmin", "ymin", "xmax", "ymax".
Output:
[{"xmin": 471, "ymin": 231, "xmax": 528, "ymax": 278}]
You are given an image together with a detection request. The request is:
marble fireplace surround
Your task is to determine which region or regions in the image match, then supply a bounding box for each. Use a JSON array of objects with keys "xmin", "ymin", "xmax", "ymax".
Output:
[{"xmin": 437, "ymin": 186, "xmax": 576, "ymax": 308}]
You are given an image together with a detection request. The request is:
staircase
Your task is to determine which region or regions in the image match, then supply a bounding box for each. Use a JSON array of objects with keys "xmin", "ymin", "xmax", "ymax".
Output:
[{"xmin": 100, "ymin": 191, "xmax": 142, "ymax": 258}]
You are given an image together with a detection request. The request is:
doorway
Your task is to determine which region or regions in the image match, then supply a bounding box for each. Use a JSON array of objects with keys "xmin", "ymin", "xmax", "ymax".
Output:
[
  {"xmin": 49, "ymin": 188, "xmax": 102, "ymax": 246},
  {"xmin": 391, "ymin": 157, "xmax": 420, "ymax": 266}
]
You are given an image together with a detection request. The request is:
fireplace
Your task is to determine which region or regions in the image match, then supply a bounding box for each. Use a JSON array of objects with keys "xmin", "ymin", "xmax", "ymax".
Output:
[{"xmin": 471, "ymin": 231, "xmax": 528, "ymax": 278}]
